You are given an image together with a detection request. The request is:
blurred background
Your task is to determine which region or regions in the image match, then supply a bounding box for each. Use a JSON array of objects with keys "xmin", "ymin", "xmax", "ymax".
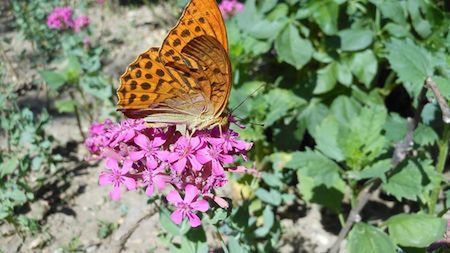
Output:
[{"xmin": 1, "ymin": 0, "xmax": 450, "ymax": 252}]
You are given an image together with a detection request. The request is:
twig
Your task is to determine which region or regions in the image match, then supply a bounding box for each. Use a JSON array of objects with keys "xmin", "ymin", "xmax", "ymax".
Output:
[
  {"xmin": 328, "ymin": 82, "xmax": 427, "ymax": 253},
  {"xmin": 69, "ymin": 92, "xmax": 86, "ymax": 140},
  {"xmin": 425, "ymin": 77, "xmax": 450, "ymax": 124},
  {"xmin": 104, "ymin": 207, "xmax": 157, "ymax": 253}
]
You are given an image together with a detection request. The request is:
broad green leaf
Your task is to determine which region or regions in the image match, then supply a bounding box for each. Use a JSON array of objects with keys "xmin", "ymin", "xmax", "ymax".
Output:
[
  {"xmin": 261, "ymin": 172, "xmax": 284, "ymax": 188},
  {"xmin": 228, "ymin": 237, "xmax": 247, "ymax": 253},
  {"xmin": 287, "ymin": 150, "xmax": 343, "ymax": 188},
  {"xmin": 350, "ymin": 50, "xmax": 377, "ymax": 88},
  {"xmin": 0, "ymin": 158, "xmax": 19, "ymax": 177},
  {"xmin": 386, "ymin": 213, "xmax": 446, "ymax": 247},
  {"xmin": 371, "ymin": 0, "xmax": 407, "ymax": 24},
  {"xmin": 255, "ymin": 188, "xmax": 282, "ymax": 206},
  {"xmin": 275, "ymin": 24, "xmax": 313, "ymax": 70},
  {"xmin": 263, "ymin": 88, "xmax": 306, "ymax": 126},
  {"xmin": 336, "ymin": 62, "xmax": 352, "ymax": 86},
  {"xmin": 248, "ymin": 19, "xmax": 286, "ymax": 40},
  {"xmin": 382, "ymin": 160, "xmax": 423, "ymax": 201},
  {"xmin": 384, "ymin": 23, "xmax": 411, "ymax": 38},
  {"xmin": 348, "ymin": 223, "xmax": 396, "ymax": 253},
  {"xmin": 307, "ymin": 0, "xmax": 339, "ymax": 35},
  {"xmin": 384, "ymin": 113, "xmax": 408, "ymax": 142},
  {"xmin": 313, "ymin": 63, "xmax": 337, "ymax": 94},
  {"xmin": 159, "ymin": 208, "xmax": 188, "ymax": 236},
  {"xmin": 434, "ymin": 76, "xmax": 450, "ymax": 101},
  {"xmin": 64, "ymin": 55, "xmax": 82, "ymax": 83},
  {"xmin": 413, "ymin": 123, "xmax": 438, "ymax": 146},
  {"xmin": 407, "ymin": 0, "xmax": 432, "ymax": 38},
  {"xmin": 55, "ymin": 99, "xmax": 76, "ymax": 113},
  {"xmin": 39, "ymin": 70, "xmax": 67, "ymax": 90},
  {"xmin": 339, "ymin": 105, "xmax": 388, "ymax": 169},
  {"xmin": 313, "ymin": 115, "xmax": 344, "ymax": 161},
  {"xmin": 298, "ymin": 101, "xmax": 330, "ymax": 136},
  {"xmin": 330, "ymin": 96, "xmax": 361, "ymax": 127},
  {"xmin": 386, "ymin": 39, "xmax": 434, "ymax": 97},
  {"xmin": 351, "ymin": 159, "xmax": 391, "ymax": 183},
  {"xmin": 338, "ymin": 29, "xmax": 373, "ymax": 51},
  {"xmin": 254, "ymin": 206, "xmax": 275, "ymax": 237}
]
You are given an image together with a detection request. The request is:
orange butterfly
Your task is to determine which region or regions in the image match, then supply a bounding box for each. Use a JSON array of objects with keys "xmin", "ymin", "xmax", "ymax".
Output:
[{"xmin": 117, "ymin": 0, "xmax": 231, "ymax": 131}]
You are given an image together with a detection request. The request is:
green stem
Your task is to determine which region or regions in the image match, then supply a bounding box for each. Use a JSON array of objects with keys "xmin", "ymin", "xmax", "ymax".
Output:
[{"xmin": 429, "ymin": 124, "xmax": 450, "ymax": 214}]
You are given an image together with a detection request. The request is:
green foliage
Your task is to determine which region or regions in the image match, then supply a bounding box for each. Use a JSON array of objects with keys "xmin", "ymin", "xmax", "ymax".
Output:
[
  {"xmin": 0, "ymin": 74, "xmax": 61, "ymax": 232},
  {"xmin": 225, "ymin": 0, "xmax": 450, "ymax": 252}
]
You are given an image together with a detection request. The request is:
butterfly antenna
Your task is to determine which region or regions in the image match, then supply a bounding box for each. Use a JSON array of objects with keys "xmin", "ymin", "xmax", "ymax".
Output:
[
  {"xmin": 230, "ymin": 82, "xmax": 266, "ymax": 114},
  {"xmin": 233, "ymin": 115, "xmax": 264, "ymax": 127}
]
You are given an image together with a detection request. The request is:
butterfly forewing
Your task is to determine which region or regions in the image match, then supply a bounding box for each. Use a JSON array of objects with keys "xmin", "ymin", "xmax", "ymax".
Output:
[{"xmin": 117, "ymin": 0, "xmax": 231, "ymax": 129}]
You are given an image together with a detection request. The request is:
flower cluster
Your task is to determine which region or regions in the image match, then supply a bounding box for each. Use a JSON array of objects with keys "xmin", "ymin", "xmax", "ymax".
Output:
[
  {"xmin": 46, "ymin": 6, "xmax": 90, "ymax": 32},
  {"xmin": 85, "ymin": 119, "xmax": 253, "ymax": 227},
  {"xmin": 219, "ymin": 0, "xmax": 244, "ymax": 19}
]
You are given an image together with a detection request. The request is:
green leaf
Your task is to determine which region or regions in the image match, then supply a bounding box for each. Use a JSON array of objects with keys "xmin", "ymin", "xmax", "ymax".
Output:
[
  {"xmin": 255, "ymin": 188, "xmax": 282, "ymax": 206},
  {"xmin": 386, "ymin": 39, "xmax": 434, "ymax": 97},
  {"xmin": 386, "ymin": 213, "xmax": 446, "ymax": 247},
  {"xmin": 330, "ymin": 96, "xmax": 361, "ymax": 127},
  {"xmin": 263, "ymin": 88, "xmax": 306, "ymax": 126},
  {"xmin": 228, "ymin": 237, "xmax": 247, "ymax": 253},
  {"xmin": 298, "ymin": 101, "xmax": 330, "ymax": 136},
  {"xmin": 254, "ymin": 206, "xmax": 275, "ymax": 237},
  {"xmin": 261, "ymin": 172, "xmax": 284, "ymax": 188},
  {"xmin": 348, "ymin": 223, "xmax": 396, "ymax": 253},
  {"xmin": 313, "ymin": 115, "xmax": 344, "ymax": 161},
  {"xmin": 382, "ymin": 161, "xmax": 423, "ymax": 201},
  {"xmin": 64, "ymin": 55, "xmax": 82, "ymax": 83},
  {"xmin": 384, "ymin": 113, "xmax": 408, "ymax": 142},
  {"xmin": 413, "ymin": 123, "xmax": 438, "ymax": 146},
  {"xmin": 313, "ymin": 63, "xmax": 337, "ymax": 94},
  {"xmin": 39, "ymin": 70, "xmax": 67, "ymax": 90},
  {"xmin": 307, "ymin": 0, "xmax": 339, "ymax": 35},
  {"xmin": 0, "ymin": 158, "xmax": 19, "ymax": 177},
  {"xmin": 371, "ymin": 0, "xmax": 407, "ymax": 24},
  {"xmin": 55, "ymin": 99, "xmax": 76, "ymax": 113},
  {"xmin": 352, "ymin": 159, "xmax": 391, "ymax": 183},
  {"xmin": 275, "ymin": 24, "xmax": 313, "ymax": 70},
  {"xmin": 350, "ymin": 50, "xmax": 377, "ymax": 88},
  {"xmin": 288, "ymin": 150, "xmax": 343, "ymax": 188},
  {"xmin": 159, "ymin": 208, "xmax": 189, "ymax": 236},
  {"xmin": 338, "ymin": 29, "xmax": 373, "ymax": 51},
  {"xmin": 384, "ymin": 23, "xmax": 411, "ymax": 38},
  {"xmin": 336, "ymin": 62, "xmax": 352, "ymax": 86}
]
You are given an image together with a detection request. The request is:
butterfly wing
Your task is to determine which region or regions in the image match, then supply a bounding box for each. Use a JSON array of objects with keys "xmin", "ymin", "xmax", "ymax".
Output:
[{"xmin": 117, "ymin": 0, "xmax": 231, "ymax": 129}]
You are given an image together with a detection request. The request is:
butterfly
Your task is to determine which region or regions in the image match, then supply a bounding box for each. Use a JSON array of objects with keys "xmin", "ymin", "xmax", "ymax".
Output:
[{"xmin": 116, "ymin": 0, "xmax": 231, "ymax": 131}]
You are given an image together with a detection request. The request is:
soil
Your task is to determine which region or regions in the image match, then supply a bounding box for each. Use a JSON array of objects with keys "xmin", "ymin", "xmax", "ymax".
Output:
[{"xmin": 0, "ymin": 3, "xmax": 340, "ymax": 253}]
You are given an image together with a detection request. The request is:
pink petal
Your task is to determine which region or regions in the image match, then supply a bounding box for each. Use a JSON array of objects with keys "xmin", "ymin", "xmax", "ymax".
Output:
[
  {"xmin": 173, "ymin": 158, "xmax": 187, "ymax": 173},
  {"xmin": 190, "ymin": 137, "xmax": 201, "ymax": 149},
  {"xmin": 146, "ymin": 156, "xmax": 158, "ymax": 169},
  {"xmin": 184, "ymin": 184, "xmax": 199, "ymax": 204},
  {"xmin": 187, "ymin": 212, "xmax": 201, "ymax": 227},
  {"xmin": 121, "ymin": 160, "xmax": 133, "ymax": 174},
  {"xmin": 170, "ymin": 209, "xmax": 184, "ymax": 225},
  {"xmin": 156, "ymin": 150, "xmax": 171, "ymax": 161},
  {"xmin": 123, "ymin": 177, "xmax": 136, "ymax": 190},
  {"xmin": 145, "ymin": 184, "xmax": 154, "ymax": 196},
  {"xmin": 152, "ymin": 136, "xmax": 166, "ymax": 147},
  {"xmin": 109, "ymin": 186, "xmax": 121, "ymax": 200},
  {"xmin": 134, "ymin": 134, "xmax": 151, "ymax": 150},
  {"xmin": 196, "ymin": 149, "xmax": 211, "ymax": 164},
  {"xmin": 190, "ymin": 199, "xmax": 209, "ymax": 212},
  {"xmin": 154, "ymin": 175, "xmax": 168, "ymax": 190},
  {"xmin": 167, "ymin": 189, "xmax": 183, "ymax": 205},
  {"xmin": 188, "ymin": 155, "xmax": 203, "ymax": 171},
  {"xmin": 220, "ymin": 154, "xmax": 234, "ymax": 164},
  {"xmin": 106, "ymin": 158, "xmax": 119, "ymax": 171},
  {"xmin": 129, "ymin": 150, "xmax": 145, "ymax": 161},
  {"xmin": 98, "ymin": 173, "xmax": 113, "ymax": 186},
  {"xmin": 213, "ymin": 196, "xmax": 229, "ymax": 209}
]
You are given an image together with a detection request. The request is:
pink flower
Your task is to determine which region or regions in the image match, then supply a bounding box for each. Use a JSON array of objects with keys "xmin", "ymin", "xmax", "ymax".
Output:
[
  {"xmin": 84, "ymin": 119, "xmax": 113, "ymax": 155},
  {"xmin": 47, "ymin": 7, "xmax": 74, "ymax": 30},
  {"xmin": 108, "ymin": 119, "xmax": 146, "ymax": 147},
  {"xmin": 141, "ymin": 162, "xmax": 169, "ymax": 196},
  {"xmin": 197, "ymin": 145, "xmax": 234, "ymax": 175},
  {"xmin": 129, "ymin": 134, "xmax": 166, "ymax": 168},
  {"xmin": 99, "ymin": 158, "xmax": 137, "ymax": 200},
  {"xmin": 166, "ymin": 185, "xmax": 209, "ymax": 227},
  {"xmin": 73, "ymin": 15, "xmax": 89, "ymax": 32},
  {"xmin": 167, "ymin": 136, "xmax": 204, "ymax": 173},
  {"xmin": 219, "ymin": 0, "xmax": 244, "ymax": 19}
]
